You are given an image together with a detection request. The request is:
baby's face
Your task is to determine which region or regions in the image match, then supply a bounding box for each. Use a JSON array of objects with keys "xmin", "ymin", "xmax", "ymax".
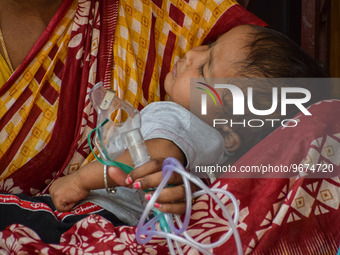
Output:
[{"xmin": 164, "ymin": 25, "xmax": 253, "ymax": 111}]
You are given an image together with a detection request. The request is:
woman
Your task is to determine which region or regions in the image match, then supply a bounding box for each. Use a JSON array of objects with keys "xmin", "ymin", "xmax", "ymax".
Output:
[{"xmin": 0, "ymin": 0, "xmax": 263, "ymax": 207}]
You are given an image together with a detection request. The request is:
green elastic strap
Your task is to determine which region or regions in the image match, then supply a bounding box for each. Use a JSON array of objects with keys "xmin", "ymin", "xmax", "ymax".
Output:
[{"xmin": 87, "ymin": 119, "xmax": 133, "ymax": 175}]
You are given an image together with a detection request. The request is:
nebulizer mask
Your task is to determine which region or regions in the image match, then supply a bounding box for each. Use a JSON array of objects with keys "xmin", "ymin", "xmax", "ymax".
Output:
[
  {"xmin": 88, "ymin": 82, "xmax": 243, "ymax": 255},
  {"xmin": 88, "ymin": 82, "xmax": 149, "ymax": 169}
]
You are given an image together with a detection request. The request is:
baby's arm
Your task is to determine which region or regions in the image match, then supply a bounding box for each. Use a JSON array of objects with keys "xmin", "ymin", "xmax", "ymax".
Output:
[
  {"xmin": 49, "ymin": 138, "xmax": 184, "ymax": 212},
  {"xmin": 50, "ymin": 101, "xmax": 223, "ymax": 213},
  {"xmin": 49, "ymin": 161, "xmax": 124, "ymax": 211}
]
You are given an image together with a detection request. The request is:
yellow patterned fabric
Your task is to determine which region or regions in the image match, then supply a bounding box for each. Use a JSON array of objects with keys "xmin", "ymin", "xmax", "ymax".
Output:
[
  {"xmin": 0, "ymin": 53, "xmax": 12, "ymax": 88},
  {"xmin": 0, "ymin": 2, "xmax": 77, "ymax": 181},
  {"xmin": 0, "ymin": 0, "xmax": 125, "ymax": 194},
  {"xmin": 112, "ymin": 0, "xmax": 239, "ymax": 108}
]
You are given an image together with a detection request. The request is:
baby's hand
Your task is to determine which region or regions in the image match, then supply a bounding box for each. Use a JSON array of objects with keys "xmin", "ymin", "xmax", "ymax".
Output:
[{"xmin": 49, "ymin": 172, "xmax": 90, "ymax": 212}]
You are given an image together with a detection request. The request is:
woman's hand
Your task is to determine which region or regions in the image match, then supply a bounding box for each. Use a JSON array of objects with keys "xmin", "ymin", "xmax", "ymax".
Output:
[
  {"xmin": 49, "ymin": 172, "xmax": 90, "ymax": 212},
  {"xmin": 116, "ymin": 158, "xmax": 190, "ymax": 215},
  {"xmin": 108, "ymin": 138, "xmax": 189, "ymax": 214}
]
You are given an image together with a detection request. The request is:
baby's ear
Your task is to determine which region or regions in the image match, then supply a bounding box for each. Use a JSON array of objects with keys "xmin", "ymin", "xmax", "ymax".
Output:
[{"xmin": 218, "ymin": 125, "xmax": 241, "ymax": 152}]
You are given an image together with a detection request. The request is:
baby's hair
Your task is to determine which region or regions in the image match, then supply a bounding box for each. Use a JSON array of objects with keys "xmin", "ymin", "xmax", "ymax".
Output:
[
  {"xmin": 220, "ymin": 25, "xmax": 329, "ymax": 160},
  {"xmin": 237, "ymin": 25, "xmax": 327, "ymax": 78}
]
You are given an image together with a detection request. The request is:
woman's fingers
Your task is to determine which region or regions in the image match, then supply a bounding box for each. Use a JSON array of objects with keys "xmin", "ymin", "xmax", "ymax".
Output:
[
  {"xmin": 127, "ymin": 159, "xmax": 163, "ymax": 182},
  {"xmin": 131, "ymin": 170, "xmax": 183, "ymax": 190},
  {"xmin": 122, "ymin": 158, "xmax": 197, "ymax": 214},
  {"xmin": 144, "ymin": 184, "xmax": 198, "ymax": 214},
  {"xmin": 156, "ymin": 202, "xmax": 186, "ymax": 215},
  {"xmin": 146, "ymin": 185, "xmax": 186, "ymax": 203},
  {"xmin": 127, "ymin": 159, "xmax": 183, "ymax": 189}
]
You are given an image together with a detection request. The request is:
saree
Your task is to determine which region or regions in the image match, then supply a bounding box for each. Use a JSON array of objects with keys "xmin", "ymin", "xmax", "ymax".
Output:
[
  {"xmin": 0, "ymin": 0, "xmax": 119, "ymax": 195},
  {"xmin": 2, "ymin": 1, "xmax": 337, "ymax": 254},
  {"xmin": 0, "ymin": 54, "xmax": 12, "ymax": 85},
  {"xmin": 0, "ymin": 0, "xmax": 265, "ymax": 195}
]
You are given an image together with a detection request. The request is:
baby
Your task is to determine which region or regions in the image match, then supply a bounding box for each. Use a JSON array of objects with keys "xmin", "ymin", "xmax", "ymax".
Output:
[{"xmin": 49, "ymin": 24, "xmax": 326, "ymax": 221}]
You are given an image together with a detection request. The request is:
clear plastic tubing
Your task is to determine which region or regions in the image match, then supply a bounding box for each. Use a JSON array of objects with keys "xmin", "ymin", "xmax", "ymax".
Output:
[{"xmin": 136, "ymin": 157, "xmax": 243, "ymax": 255}]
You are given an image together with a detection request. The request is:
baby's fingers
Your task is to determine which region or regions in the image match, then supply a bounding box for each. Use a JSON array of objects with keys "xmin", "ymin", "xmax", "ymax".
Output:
[
  {"xmin": 52, "ymin": 198, "xmax": 76, "ymax": 212},
  {"xmin": 107, "ymin": 166, "xmax": 128, "ymax": 186},
  {"xmin": 59, "ymin": 201, "xmax": 77, "ymax": 212}
]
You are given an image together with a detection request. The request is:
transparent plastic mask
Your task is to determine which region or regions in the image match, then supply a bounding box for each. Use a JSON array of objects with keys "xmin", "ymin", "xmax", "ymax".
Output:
[{"xmin": 89, "ymin": 82, "xmax": 149, "ymax": 167}]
